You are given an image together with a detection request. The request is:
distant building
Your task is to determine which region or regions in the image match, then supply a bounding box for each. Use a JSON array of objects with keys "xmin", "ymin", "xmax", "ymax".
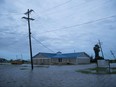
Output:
[
  {"xmin": 33, "ymin": 52, "xmax": 91, "ymax": 65},
  {"xmin": 0, "ymin": 58, "xmax": 7, "ymax": 63},
  {"xmin": 11, "ymin": 59, "xmax": 23, "ymax": 65}
]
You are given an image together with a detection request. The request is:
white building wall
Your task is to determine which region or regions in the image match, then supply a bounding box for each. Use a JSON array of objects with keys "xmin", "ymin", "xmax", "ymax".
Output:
[
  {"xmin": 33, "ymin": 58, "xmax": 50, "ymax": 65},
  {"xmin": 76, "ymin": 57, "xmax": 90, "ymax": 64},
  {"xmin": 33, "ymin": 57, "xmax": 90, "ymax": 65}
]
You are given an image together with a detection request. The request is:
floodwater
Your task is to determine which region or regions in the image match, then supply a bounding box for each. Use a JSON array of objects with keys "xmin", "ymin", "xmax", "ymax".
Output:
[{"xmin": 0, "ymin": 63, "xmax": 116, "ymax": 87}]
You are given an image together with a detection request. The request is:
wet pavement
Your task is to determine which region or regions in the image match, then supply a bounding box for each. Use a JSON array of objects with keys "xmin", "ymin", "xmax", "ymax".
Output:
[{"xmin": 0, "ymin": 63, "xmax": 116, "ymax": 87}]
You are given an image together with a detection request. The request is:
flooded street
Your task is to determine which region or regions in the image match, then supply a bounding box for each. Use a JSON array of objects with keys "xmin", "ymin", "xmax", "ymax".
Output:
[{"xmin": 0, "ymin": 64, "xmax": 116, "ymax": 87}]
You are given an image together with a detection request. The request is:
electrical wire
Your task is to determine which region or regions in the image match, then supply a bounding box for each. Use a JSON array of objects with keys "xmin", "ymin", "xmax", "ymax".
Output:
[
  {"xmin": 0, "ymin": 12, "xmax": 23, "ymax": 15},
  {"xmin": 41, "ymin": 0, "xmax": 109, "ymax": 16},
  {"xmin": 31, "ymin": 35, "xmax": 55, "ymax": 52},
  {"xmin": 0, "ymin": 0, "xmax": 72, "ymax": 15},
  {"xmin": 38, "ymin": 14, "xmax": 116, "ymax": 34},
  {"xmin": 41, "ymin": 0, "xmax": 72, "ymax": 13},
  {"xmin": 65, "ymin": 0, "xmax": 110, "ymax": 19}
]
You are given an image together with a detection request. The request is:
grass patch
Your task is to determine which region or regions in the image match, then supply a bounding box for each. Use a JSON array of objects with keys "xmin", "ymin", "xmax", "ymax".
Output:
[
  {"xmin": 111, "ymin": 71, "xmax": 116, "ymax": 74},
  {"xmin": 76, "ymin": 67, "xmax": 116, "ymax": 74},
  {"xmin": 111, "ymin": 67, "xmax": 116, "ymax": 69},
  {"xmin": 77, "ymin": 70, "xmax": 92, "ymax": 74},
  {"xmin": 88, "ymin": 67, "xmax": 107, "ymax": 71}
]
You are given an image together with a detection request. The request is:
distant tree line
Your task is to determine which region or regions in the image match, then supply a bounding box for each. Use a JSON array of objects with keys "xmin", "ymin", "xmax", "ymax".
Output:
[{"xmin": 0, "ymin": 58, "xmax": 30, "ymax": 64}]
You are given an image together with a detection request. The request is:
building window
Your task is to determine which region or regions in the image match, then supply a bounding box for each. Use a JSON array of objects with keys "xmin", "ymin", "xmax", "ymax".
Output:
[{"xmin": 58, "ymin": 58, "xmax": 62, "ymax": 62}]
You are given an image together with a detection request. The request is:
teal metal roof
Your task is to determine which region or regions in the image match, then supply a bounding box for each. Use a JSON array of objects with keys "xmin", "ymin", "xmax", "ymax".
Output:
[{"xmin": 33, "ymin": 52, "xmax": 90, "ymax": 59}]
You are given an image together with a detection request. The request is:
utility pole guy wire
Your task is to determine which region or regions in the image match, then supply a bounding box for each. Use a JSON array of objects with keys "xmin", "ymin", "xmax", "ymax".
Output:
[{"xmin": 22, "ymin": 9, "xmax": 34, "ymax": 70}]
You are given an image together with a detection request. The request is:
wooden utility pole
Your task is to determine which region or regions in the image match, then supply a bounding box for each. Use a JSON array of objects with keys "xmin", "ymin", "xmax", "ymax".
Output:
[
  {"xmin": 110, "ymin": 50, "xmax": 116, "ymax": 59},
  {"xmin": 98, "ymin": 40, "xmax": 104, "ymax": 58},
  {"xmin": 22, "ymin": 9, "xmax": 34, "ymax": 70}
]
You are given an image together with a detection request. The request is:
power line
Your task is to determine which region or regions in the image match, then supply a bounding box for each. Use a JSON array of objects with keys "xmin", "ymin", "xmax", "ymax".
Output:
[
  {"xmin": 31, "ymin": 35, "xmax": 55, "ymax": 52},
  {"xmin": 38, "ymin": 14, "xmax": 116, "ymax": 34},
  {"xmin": 41, "ymin": 0, "xmax": 109, "ymax": 16},
  {"xmin": 65, "ymin": 0, "xmax": 110, "ymax": 19},
  {"xmin": 41, "ymin": 0, "xmax": 72, "ymax": 13},
  {"xmin": 0, "ymin": 12, "xmax": 23, "ymax": 15},
  {"xmin": 1, "ymin": 0, "xmax": 71, "ymax": 16}
]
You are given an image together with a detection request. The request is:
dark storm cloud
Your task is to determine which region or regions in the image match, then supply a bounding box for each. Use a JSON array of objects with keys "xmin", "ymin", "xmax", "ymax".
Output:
[{"xmin": 0, "ymin": 0, "xmax": 116, "ymax": 59}]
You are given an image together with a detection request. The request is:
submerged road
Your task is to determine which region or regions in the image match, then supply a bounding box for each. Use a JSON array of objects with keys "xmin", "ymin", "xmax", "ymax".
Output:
[{"xmin": 0, "ymin": 63, "xmax": 116, "ymax": 87}]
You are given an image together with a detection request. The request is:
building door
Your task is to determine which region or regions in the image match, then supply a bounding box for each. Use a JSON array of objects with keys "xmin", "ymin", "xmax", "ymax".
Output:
[{"xmin": 58, "ymin": 58, "xmax": 62, "ymax": 62}]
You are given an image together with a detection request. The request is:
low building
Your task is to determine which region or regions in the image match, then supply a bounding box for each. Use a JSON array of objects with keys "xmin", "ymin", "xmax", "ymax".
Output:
[
  {"xmin": 11, "ymin": 59, "xmax": 23, "ymax": 65},
  {"xmin": 0, "ymin": 58, "xmax": 7, "ymax": 63},
  {"xmin": 33, "ymin": 52, "xmax": 91, "ymax": 65}
]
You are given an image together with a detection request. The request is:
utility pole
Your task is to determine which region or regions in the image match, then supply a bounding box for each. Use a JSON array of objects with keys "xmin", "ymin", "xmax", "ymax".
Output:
[
  {"xmin": 110, "ymin": 50, "xmax": 116, "ymax": 59},
  {"xmin": 16, "ymin": 55, "xmax": 18, "ymax": 59},
  {"xmin": 98, "ymin": 40, "xmax": 104, "ymax": 58},
  {"xmin": 22, "ymin": 9, "xmax": 34, "ymax": 70},
  {"xmin": 21, "ymin": 53, "xmax": 23, "ymax": 59}
]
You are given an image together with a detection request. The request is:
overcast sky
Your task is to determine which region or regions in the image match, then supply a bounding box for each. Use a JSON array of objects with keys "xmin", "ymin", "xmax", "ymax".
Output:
[{"xmin": 0, "ymin": 0, "xmax": 116, "ymax": 60}]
